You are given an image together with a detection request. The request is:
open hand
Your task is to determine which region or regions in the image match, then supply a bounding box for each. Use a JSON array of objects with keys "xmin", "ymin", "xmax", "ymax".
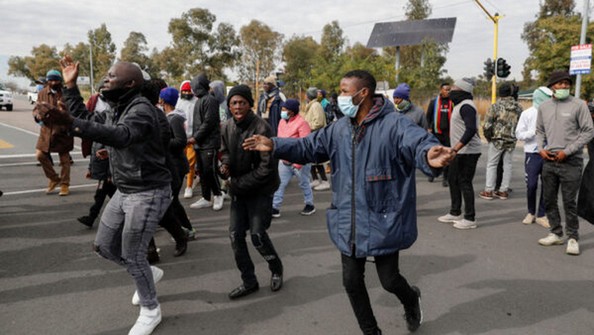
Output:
[
  {"xmin": 242, "ymin": 135, "xmax": 273, "ymax": 152},
  {"xmin": 59, "ymin": 54, "xmax": 80, "ymax": 88}
]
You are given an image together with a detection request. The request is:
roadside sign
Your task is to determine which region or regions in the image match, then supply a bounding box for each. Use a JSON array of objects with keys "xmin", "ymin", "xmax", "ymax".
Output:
[
  {"xmin": 569, "ymin": 44, "xmax": 592, "ymax": 75},
  {"xmin": 77, "ymin": 76, "xmax": 91, "ymax": 85}
]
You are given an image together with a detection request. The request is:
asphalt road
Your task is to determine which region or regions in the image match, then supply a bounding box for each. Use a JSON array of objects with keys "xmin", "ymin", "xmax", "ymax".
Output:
[{"xmin": 1, "ymin": 96, "xmax": 594, "ymax": 335}]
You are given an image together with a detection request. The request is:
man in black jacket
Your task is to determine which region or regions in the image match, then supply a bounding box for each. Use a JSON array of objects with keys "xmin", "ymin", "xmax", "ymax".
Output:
[
  {"xmin": 219, "ymin": 84, "xmax": 284, "ymax": 299},
  {"xmin": 38, "ymin": 55, "xmax": 171, "ymax": 335},
  {"xmin": 189, "ymin": 74, "xmax": 224, "ymax": 211}
]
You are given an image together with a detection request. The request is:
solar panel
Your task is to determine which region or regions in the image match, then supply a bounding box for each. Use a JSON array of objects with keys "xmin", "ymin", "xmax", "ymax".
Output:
[{"xmin": 366, "ymin": 17, "xmax": 457, "ymax": 48}]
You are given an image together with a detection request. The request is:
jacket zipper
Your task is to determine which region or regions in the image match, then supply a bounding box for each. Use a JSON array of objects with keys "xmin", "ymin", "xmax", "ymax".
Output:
[{"xmin": 350, "ymin": 127, "xmax": 357, "ymax": 255}]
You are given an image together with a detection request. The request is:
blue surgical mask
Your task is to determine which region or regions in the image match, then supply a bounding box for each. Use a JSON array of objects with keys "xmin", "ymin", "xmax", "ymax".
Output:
[
  {"xmin": 337, "ymin": 89, "xmax": 364, "ymax": 118},
  {"xmin": 281, "ymin": 111, "xmax": 290, "ymax": 120},
  {"xmin": 554, "ymin": 89, "xmax": 570, "ymax": 100}
]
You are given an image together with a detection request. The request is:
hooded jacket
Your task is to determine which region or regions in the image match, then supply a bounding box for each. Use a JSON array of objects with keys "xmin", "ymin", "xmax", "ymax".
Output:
[
  {"xmin": 190, "ymin": 74, "xmax": 221, "ymax": 150},
  {"xmin": 273, "ymin": 95, "xmax": 439, "ymax": 257},
  {"xmin": 209, "ymin": 80, "xmax": 231, "ymax": 123}
]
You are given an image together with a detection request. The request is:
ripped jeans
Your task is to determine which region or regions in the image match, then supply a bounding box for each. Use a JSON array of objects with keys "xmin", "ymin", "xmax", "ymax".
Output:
[
  {"xmin": 93, "ymin": 185, "xmax": 171, "ymax": 309},
  {"xmin": 229, "ymin": 194, "xmax": 283, "ymax": 287}
]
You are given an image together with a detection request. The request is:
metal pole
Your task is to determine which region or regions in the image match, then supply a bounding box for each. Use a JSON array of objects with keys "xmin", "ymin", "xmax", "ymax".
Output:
[
  {"xmin": 89, "ymin": 45, "xmax": 94, "ymax": 94},
  {"xmin": 395, "ymin": 46, "xmax": 400, "ymax": 83},
  {"xmin": 574, "ymin": 0, "xmax": 589, "ymax": 99},
  {"xmin": 492, "ymin": 14, "xmax": 499, "ymax": 104}
]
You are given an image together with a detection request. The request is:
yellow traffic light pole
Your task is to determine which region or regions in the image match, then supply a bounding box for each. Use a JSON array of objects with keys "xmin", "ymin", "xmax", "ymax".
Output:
[{"xmin": 475, "ymin": 0, "xmax": 499, "ymax": 104}]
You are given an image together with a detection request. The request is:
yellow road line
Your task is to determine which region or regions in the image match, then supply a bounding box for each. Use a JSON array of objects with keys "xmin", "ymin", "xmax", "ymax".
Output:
[{"xmin": 0, "ymin": 139, "xmax": 14, "ymax": 149}]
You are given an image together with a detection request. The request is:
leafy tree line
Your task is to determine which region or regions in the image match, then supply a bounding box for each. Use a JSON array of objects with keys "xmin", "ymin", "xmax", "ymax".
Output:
[{"xmin": 8, "ymin": 1, "xmax": 592, "ymax": 101}]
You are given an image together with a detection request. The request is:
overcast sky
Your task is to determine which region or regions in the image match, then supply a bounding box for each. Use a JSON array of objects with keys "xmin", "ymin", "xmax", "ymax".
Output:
[{"xmin": 0, "ymin": 0, "xmax": 589, "ymax": 87}]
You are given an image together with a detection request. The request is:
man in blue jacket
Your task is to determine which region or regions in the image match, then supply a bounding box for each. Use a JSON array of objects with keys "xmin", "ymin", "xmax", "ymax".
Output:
[{"xmin": 243, "ymin": 70, "xmax": 455, "ymax": 334}]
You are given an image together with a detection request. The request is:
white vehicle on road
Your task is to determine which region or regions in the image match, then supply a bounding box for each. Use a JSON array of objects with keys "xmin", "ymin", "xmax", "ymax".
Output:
[{"xmin": 0, "ymin": 83, "xmax": 14, "ymax": 111}]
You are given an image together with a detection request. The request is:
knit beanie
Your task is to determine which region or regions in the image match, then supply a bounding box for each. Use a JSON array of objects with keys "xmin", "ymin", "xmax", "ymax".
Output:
[
  {"xmin": 306, "ymin": 87, "xmax": 318, "ymax": 100},
  {"xmin": 453, "ymin": 77, "xmax": 475, "ymax": 94},
  {"xmin": 547, "ymin": 70, "xmax": 572, "ymax": 88},
  {"xmin": 498, "ymin": 82, "xmax": 513, "ymax": 97},
  {"xmin": 180, "ymin": 80, "xmax": 192, "ymax": 92},
  {"xmin": 281, "ymin": 99, "xmax": 300, "ymax": 114},
  {"xmin": 532, "ymin": 86, "xmax": 553, "ymax": 108},
  {"xmin": 227, "ymin": 84, "xmax": 254, "ymax": 107},
  {"xmin": 159, "ymin": 87, "xmax": 179, "ymax": 106},
  {"xmin": 46, "ymin": 69, "xmax": 62, "ymax": 82},
  {"xmin": 319, "ymin": 89, "xmax": 327, "ymax": 98},
  {"xmin": 393, "ymin": 83, "xmax": 410, "ymax": 100}
]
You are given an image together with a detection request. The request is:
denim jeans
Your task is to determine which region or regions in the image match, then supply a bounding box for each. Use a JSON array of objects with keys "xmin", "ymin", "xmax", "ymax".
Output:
[
  {"xmin": 542, "ymin": 156, "xmax": 583, "ymax": 240},
  {"xmin": 448, "ymin": 153, "xmax": 481, "ymax": 221},
  {"xmin": 524, "ymin": 153, "xmax": 545, "ymax": 217},
  {"xmin": 485, "ymin": 143, "xmax": 513, "ymax": 192},
  {"xmin": 229, "ymin": 194, "xmax": 283, "ymax": 286},
  {"xmin": 341, "ymin": 251, "xmax": 416, "ymax": 335},
  {"xmin": 94, "ymin": 185, "xmax": 172, "ymax": 309},
  {"xmin": 273, "ymin": 162, "xmax": 314, "ymax": 209}
]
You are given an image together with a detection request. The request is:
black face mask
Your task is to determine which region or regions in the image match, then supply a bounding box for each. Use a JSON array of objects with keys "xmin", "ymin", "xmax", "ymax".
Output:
[
  {"xmin": 180, "ymin": 93, "xmax": 193, "ymax": 100},
  {"xmin": 449, "ymin": 90, "xmax": 470, "ymax": 105},
  {"xmin": 101, "ymin": 87, "xmax": 129, "ymax": 103},
  {"xmin": 50, "ymin": 83, "xmax": 62, "ymax": 91}
]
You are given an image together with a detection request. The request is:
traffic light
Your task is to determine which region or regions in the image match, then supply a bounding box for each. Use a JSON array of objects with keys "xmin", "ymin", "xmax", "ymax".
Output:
[
  {"xmin": 496, "ymin": 58, "xmax": 511, "ymax": 78},
  {"xmin": 483, "ymin": 58, "xmax": 495, "ymax": 81}
]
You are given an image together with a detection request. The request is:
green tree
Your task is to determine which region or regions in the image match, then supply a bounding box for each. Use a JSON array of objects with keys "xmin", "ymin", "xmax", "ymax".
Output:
[
  {"xmin": 238, "ymin": 20, "xmax": 283, "ymax": 92},
  {"xmin": 405, "ymin": 0, "xmax": 432, "ymax": 19},
  {"xmin": 8, "ymin": 44, "xmax": 60, "ymax": 81},
  {"xmin": 282, "ymin": 36, "xmax": 319, "ymax": 97},
  {"xmin": 340, "ymin": 43, "xmax": 395, "ymax": 88},
  {"xmin": 311, "ymin": 21, "xmax": 347, "ymax": 94},
  {"xmin": 163, "ymin": 7, "xmax": 240, "ymax": 82},
  {"xmin": 120, "ymin": 32, "xmax": 151, "ymax": 69},
  {"xmin": 62, "ymin": 42, "xmax": 91, "ymax": 84},
  {"xmin": 88, "ymin": 24, "xmax": 117, "ymax": 82},
  {"xmin": 521, "ymin": 0, "xmax": 594, "ymax": 97}
]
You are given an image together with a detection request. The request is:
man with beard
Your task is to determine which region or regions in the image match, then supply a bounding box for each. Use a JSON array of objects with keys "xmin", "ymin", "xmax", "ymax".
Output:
[
  {"xmin": 257, "ymin": 75, "xmax": 284, "ymax": 136},
  {"xmin": 37, "ymin": 55, "xmax": 172, "ymax": 335},
  {"xmin": 33, "ymin": 69, "xmax": 74, "ymax": 196}
]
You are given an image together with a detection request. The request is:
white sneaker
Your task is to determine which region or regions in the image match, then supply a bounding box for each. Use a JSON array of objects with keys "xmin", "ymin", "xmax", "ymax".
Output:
[
  {"xmin": 190, "ymin": 197, "xmax": 212, "ymax": 209},
  {"xmin": 310, "ymin": 180, "xmax": 320, "ymax": 188},
  {"xmin": 213, "ymin": 195, "xmax": 224, "ymax": 211},
  {"xmin": 183, "ymin": 187, "xmax": 193, "ymax": 199},
  {"xmin": 437, "ymin": 213, "xmax": 462, "ymax": 223},
  {"xmin": 538, "ymin": 233, "xmax": 564, "ymax": 246},
  {"xmin": 222, "ymin": 191, "xmax": 231, "ymax": 200},
  {"xmin": 522, "ymin": 213, "xmax": 535, "ymax": 225},
  {"xmin": 566, "ymin": 238, "xmax": 580, "ymax": 255},
  {"xmin": 535, "ymin": 216, "xmax": 550, "ymax": 228},
  {"xmin": 314, "ymin": 180, "xmax": 330, "ymax": 191},
  {"xmin": 128, "ymin": 305, "xmax": 162, "ymax": 335},
  {"xmin": 453, "ymin": 219, "xmax": 477, "ymax": 230},
  {"xmin": 132, "ymin": 266, "xmax": 164, "ymax": 306}
]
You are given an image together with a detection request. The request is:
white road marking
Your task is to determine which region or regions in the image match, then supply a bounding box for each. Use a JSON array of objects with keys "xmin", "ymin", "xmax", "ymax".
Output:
[{"xmin": 2, "ymin": 183, "xmax": 96, "ymax": 196}]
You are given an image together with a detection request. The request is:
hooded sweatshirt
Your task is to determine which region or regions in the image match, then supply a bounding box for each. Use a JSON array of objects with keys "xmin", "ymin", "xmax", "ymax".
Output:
[{"xmin": 209, "ymin": 80, "xmax": 230, "ymax": 123}]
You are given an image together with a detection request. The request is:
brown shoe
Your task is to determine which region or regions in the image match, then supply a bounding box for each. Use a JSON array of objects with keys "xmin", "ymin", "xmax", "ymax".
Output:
[
  {"xmin": 59, "ymin": 184, "xmax": 70, "ymax": 196},
  {"xmin": 495, "ymin": 191, "xmax": 509, "ymax": 200},
  {"xmin": 478, "ymin": 190, "xmax": 494, "ymax": 200},
  {"xmin": 46, "ymin": 180, "xmax": 60, "ymax": 194}
]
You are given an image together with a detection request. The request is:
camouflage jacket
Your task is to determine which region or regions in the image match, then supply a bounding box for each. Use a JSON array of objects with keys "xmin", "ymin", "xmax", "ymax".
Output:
[{"xmin": 482, "ymin": 97, "xmax": 522, "ymax": 150}]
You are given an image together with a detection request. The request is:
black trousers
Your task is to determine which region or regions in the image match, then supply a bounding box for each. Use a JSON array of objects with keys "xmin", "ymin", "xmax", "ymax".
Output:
[
  {"xmin": 448, "ymin": 153, "xmax": 481, "ymax": 221},
  {"xmin": 89, "ymin": 179, "xmax": 117, "ymax": 219},
  {"xmin": 229, "ymin": 194, "xmax": 283, "ymax": 286},
  {"xmin": 196, "ymin": 149, "xmax": 221, "ymax": 201},
  {"xmin": 342, "ymin": 251, "xmax": 416, "ymax": 335}
]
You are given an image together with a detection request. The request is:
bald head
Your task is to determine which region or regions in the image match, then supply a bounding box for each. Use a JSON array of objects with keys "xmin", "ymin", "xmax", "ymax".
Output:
[{"xmin": 101, "ymin": 61, "xmax": 145, "ymax": 102}]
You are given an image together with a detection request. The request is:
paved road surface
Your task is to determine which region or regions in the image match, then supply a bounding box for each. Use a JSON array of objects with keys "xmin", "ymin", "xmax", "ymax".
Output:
[{"xmin": 1, "ymin": 96, "xmax": 593, "ymax": 334}]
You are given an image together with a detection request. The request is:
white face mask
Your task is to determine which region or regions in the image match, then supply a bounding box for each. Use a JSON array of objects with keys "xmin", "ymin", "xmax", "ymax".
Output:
[{"xmin": 337, "ymin": 89, "xmax": 364, "ymax": 118}]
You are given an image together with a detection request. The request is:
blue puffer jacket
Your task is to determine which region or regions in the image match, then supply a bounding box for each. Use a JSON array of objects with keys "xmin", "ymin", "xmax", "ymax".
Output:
[{"xmin": 273, "ymin": 95, "xmax": 439, "ymax": 257}]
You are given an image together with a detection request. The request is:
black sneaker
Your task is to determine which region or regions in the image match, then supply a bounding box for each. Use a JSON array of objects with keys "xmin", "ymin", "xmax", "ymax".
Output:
[
  {"xmin": 404, "ymin": 286, "xmax": 422, "ymax": 332},
  {"xmin": 77, "ymin": 215, "xmax": 95, "ymax": 228},
  {"xmin": 272, "ymin": 208, "xmax": 281, "ymax": 218},
  {"xmin": 300, "ymin": 204, "xmax": 316, "ymax": 216}
]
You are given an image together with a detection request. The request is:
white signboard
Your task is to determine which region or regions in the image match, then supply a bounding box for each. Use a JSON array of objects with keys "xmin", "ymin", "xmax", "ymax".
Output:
[
  {"xmin": 569, "ymin": 44, "xmax": 592, "ymax": 75},
  {"xmin": 77, "ymin": 76, "xmax": 91, "ymax": 85}
]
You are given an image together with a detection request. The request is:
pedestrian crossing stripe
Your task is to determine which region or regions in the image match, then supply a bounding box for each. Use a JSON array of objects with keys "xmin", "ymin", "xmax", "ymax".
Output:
[{"xmin": 0, "ymin": 139, "xmax": 14, "ymax": 149}]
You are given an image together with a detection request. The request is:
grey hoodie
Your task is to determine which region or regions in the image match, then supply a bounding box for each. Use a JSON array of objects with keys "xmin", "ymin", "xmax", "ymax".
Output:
[
  {"xmin": 536, "ymin": 95, "xmax": 594, "ymax": 157},
  {"xmin": 209, "ymin": 80, "xmax": 230, "ymax": 123}
]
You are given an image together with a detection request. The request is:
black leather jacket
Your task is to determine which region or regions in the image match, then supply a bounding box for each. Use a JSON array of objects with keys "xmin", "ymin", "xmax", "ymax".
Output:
[
  {"xmin": 64, "ymin": 86, "xmax": 171, "ymax": 193},
  {"xmin": 220, "ymin": 111, "xmax": 279, "ymax": 196}
]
